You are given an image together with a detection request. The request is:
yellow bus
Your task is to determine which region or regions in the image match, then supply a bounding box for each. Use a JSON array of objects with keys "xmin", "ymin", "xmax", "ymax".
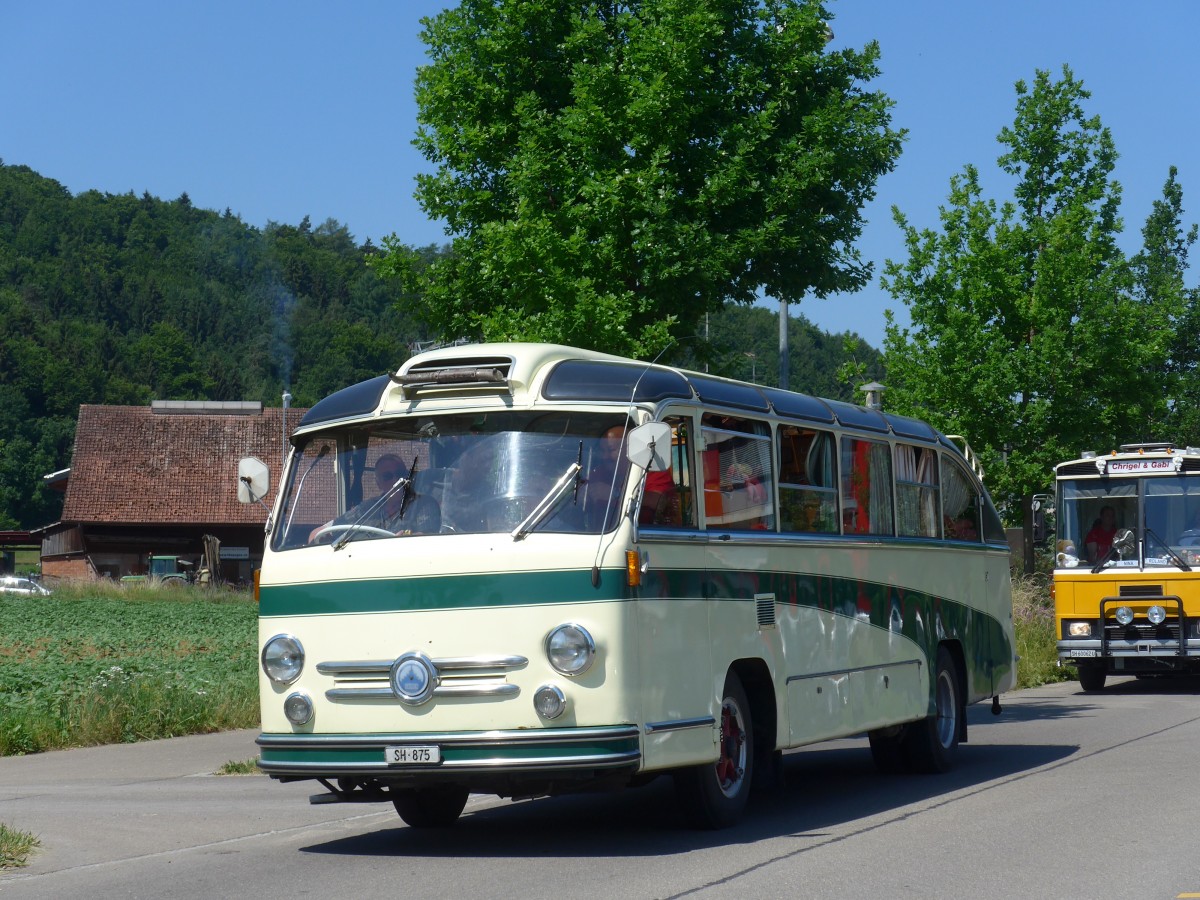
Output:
[
  {"xmin": 245, "ymin": 343, "xmax": 1016, "ymax": 828},
  {"xmin": 1054, "ymin": 441, "xmax": 1200, "ymax": 691}
]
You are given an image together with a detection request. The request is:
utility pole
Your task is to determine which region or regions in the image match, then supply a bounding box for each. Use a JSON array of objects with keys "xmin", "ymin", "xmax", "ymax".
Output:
[{"xmin": 778, "ymin": 298, "xmax": 789, "ymax": 390}]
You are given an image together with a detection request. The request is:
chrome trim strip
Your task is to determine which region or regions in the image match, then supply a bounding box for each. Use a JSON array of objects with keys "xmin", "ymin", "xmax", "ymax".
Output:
[
  {"xmin": 258, "ymin": 750, "xmax": 641, "ymax": 773},
  {"xmin": 786, "ymin": 658, "xmax": 922, "ymax": 685},
  {"xmin": 325, "ymin": 683, "xmax": 520, "ymax": 701},
  {"xmin": 317, "ymin": 655, "xmax": 527, "ymax": 676},
  {"xmin": 644, "ymin": 716, "xmax": 715, "ymax": 734},
  {"xmin": 257, "ymin": 725, "xmax": 640, "ymax": 749}
]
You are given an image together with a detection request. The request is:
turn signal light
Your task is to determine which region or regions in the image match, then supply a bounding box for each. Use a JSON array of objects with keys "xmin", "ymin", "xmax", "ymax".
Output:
[{"xmin": 626, "ymin": 550, "xmax": 641, "ymax": 587}]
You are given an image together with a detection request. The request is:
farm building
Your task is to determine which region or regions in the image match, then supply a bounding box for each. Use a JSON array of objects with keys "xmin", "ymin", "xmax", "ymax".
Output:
[{"xmin": 36, "ymin": 401, "xmax": 302, "ymax": 585}]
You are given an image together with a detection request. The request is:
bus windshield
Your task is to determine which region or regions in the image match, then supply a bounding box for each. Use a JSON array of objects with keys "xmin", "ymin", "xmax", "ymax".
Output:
[
  {"xmin": 272, "ymin": 411, "xmax": 631, "ymax": 550},
  {"xmin": 1056, "ymin": 474, "xmax": 1200, "ymax": 570}
]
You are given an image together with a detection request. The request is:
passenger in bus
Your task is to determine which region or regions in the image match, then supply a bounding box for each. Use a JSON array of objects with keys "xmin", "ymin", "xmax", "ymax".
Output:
[
  {"xmin": 1085, "ymin": 505, "xmax": 1118, "ymax": 561},
  {"xmin": 309, "ymin": 454, "xmax": 440, "ymax": 541}
]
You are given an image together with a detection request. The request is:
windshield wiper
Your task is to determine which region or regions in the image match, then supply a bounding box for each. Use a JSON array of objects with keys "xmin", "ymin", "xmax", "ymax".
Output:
[
  {"xmin": 511, "ymin": 462, "xmax": 582, "ymax": 541},
  {"xmin": 333, "ymin": 474, "xmax": 411, "ymax": 551},
  {"xmin": 1144, "ymin": 525, "xmax": 1192, "ymax": 572}
]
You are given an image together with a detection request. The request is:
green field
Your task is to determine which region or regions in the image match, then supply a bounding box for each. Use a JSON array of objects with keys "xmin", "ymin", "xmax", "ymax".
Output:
[{"xmin": 0, "ymin": 584, "xmax": 258, "ymax": 756}]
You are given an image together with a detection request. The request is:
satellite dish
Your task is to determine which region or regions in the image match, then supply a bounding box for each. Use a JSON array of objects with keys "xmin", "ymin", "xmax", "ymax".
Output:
[
  {"xmin": 237, "ymin": 456, "xmax": 270, "ymax": 504},
  {"xmin": 626, "ymin": 422, "xmax": 672, "ymax": 472}
]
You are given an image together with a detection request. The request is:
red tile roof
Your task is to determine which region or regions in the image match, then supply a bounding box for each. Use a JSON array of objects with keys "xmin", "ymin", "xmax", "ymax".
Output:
[{"xmin": 62, "ymin": 404, "xmax": 305, "ymax": 525}]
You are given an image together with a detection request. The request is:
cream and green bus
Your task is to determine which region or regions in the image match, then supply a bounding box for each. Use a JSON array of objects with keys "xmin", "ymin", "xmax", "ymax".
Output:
[
  {"xmin": 247, "ymin": 343, "xmax": 1016, "ymax": 829},
  {"xmin": 1054, "ymin": 442, "xmax": 1200, "ymax": 691}
]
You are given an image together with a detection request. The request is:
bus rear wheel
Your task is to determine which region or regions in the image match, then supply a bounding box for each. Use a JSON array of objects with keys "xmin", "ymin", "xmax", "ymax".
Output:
[
  {"xmin": 1076, "ymin": 664, "xmax": 1106, "ymax": 692},
  {"xmin": 392, "ymin": 785, "xmax": 469, "ymax": 828},
  {"xmin": 674, "ymin": 671, "xmax": 754, "ymax": 829},
  {"xmin": 904, "ymin": 646, "xmax": 962, "ymax": 774}
]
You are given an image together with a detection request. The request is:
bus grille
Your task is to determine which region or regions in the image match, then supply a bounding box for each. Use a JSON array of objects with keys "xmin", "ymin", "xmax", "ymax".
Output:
[
  {"xmin": 316, "ymin": 655, "xmax": 528, "ymax": 702},
  {"xmin": 1103, "ymin": 622, "xmax": 1181, "ymax": 642}
]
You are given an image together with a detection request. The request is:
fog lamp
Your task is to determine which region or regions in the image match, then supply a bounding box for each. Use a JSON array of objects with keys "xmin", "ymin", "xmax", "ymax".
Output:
[
  {"xmin": 1067, "ymin": 621, "xmax": 1092, "ymax": 638},
  {"xmin": 534, "ymin": 684, "xmax": 567, "ymax": 720},
  {"xmin": 1147, "ymin": 605, "xmax": 1167, "ymax": 625},
  {"xmin": 1115, "ymin": 606, "xmax": 1134, "ymax": 626},
  {"xmin": 283, "ymin": 691, "xmax": 313, "ymax": 726}
]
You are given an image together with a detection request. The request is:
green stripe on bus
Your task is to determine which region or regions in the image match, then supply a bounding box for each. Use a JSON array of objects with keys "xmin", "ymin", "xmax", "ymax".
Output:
[{"xmin": 260, "ymin": 568, "xmax": 629, "ymax": 617}]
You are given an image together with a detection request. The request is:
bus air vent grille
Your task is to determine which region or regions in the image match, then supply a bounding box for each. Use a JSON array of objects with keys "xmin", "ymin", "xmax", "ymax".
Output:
[
  {"xmin": 756, "ymin": 595, "xmax": 776, "ymax": 629},
  {"xmin": 1119, "ymin": 585, "xmax": 1164, "ymax": 597}
]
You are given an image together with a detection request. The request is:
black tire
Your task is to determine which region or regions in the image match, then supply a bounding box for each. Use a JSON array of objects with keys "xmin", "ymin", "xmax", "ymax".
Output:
[
  {"xmin": 391, "ymin": 786, "xmax": 469, "ymax": 828},
  {"xmin": 868, "ymin": 725, "xmax": 910, "ymax": 774},
  {"xmin": 674, "ymin": 671, "xmax": 754, "ymax": 829},
  {"xmin": 1077, "ymin": 663, "xmax": 1107, "ymax": 692},
  {"xmin": 904, "ymin": 646, "xmax": 962, "ymax": 774}
]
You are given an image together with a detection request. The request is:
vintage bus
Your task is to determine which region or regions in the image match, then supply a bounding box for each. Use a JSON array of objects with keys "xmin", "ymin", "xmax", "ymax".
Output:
[
  {"xmin": 246, "ymin": 343, "xmax": 1016, "ymax": 829},
  {"xmin": 1053, "ymin": 442, "xmax": 1200, "ymax": 691}
]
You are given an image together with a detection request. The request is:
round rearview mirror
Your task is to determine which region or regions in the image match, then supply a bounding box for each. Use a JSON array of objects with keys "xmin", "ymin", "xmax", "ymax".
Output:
[
  {"xmin": 1113, "ymin": 528, "xmax": 1135, "ymax": 557},
  {"xmin": 626, "ymin": 422, "xmax": 672, "ymax": 472}
]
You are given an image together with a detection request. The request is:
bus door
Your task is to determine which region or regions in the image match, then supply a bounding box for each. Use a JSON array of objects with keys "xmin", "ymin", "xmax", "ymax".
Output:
[{"xmin": 634, "ymin": 410, "xmax": 715, "ymax": 770}]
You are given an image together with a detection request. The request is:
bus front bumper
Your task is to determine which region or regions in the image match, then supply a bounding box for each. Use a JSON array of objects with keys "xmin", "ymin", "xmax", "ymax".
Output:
[
  {"xmin": 1058, "ymin": 638, "xmax": 1200, "ymax": 667},
  {"xmin": 257, "ymin": 725, "xmax": 642, "ymax": 785}
]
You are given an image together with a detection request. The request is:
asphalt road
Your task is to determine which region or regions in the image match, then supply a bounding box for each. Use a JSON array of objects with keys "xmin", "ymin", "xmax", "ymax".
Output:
[{"xmin": 3, "ymin": 675, "xmax": 1200, "ymax": 899}]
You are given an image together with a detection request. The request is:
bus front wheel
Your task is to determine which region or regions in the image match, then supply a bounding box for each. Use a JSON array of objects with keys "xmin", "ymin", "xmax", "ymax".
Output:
[
  {"xmin": 674, "ymin": 671, "xmax": 754, "ymax": 829},
  {"xmin": 1076, "ymin": 664, "xmax": 1106, "ymax": 692},
  {"xmin": 392, "ymin": 785, "xmax": 469, "ymax": 828}
]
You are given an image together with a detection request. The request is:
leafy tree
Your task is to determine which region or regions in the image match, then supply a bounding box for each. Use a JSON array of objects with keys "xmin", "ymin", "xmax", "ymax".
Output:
[
  {"xmin": 378, "ymin": 0, "xmax": 903, "ymax": 357},
  {"xmin": 1133, "ymin": 168, "xmax": 1199, "ymax": 441},
  {"xmin": 882, "ymin": 67, "xmax": 1177, "ymax": 570}
]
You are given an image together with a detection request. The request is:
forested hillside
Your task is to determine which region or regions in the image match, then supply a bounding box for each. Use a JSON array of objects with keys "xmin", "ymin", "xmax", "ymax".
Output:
[{"xmin": 0, "ymin": 162, "xmax": 880, "ymax": 529}]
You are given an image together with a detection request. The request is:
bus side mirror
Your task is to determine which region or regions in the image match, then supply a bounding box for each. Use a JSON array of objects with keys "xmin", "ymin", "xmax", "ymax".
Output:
[
  {"xmin": 238, "ymin": 457, "xmax": 270, "ymax": 504},
  {"xmin": 626, "ymin": 422, "xmax": 672, "ymax": 472}
]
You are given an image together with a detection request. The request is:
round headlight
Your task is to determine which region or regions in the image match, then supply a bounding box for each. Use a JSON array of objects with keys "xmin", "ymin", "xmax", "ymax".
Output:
[
  {"xmin": 546, "ymin": 624, "xmax": 595, "ymax": 676},
  {"xmin": 283, "ymin": 691, "xmax": 313, "ymax": 726},
  {"xmin": 534, "ymin": 684, "xmax": 566, "ymax": 719},
  {"xmin": 1147, "ymin": 605, "xmax": 1167, "ymax": 625},
  {"xmin": 262, "ymin": 634, "xmax": 305, "ymax": 684},
  {"xmin": 1115, "ymin": 606, "xmax": 1134, "ymax": 626}
]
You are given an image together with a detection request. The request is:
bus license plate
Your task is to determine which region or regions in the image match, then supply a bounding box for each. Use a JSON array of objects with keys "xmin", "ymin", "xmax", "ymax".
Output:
[
  {"xmin": 385, "ymin": 745, "xmax": 441, "ymax": 765},
  {"xmin": 1070, "ymin": 649, "xmax": 1097, "ymax": 658}
]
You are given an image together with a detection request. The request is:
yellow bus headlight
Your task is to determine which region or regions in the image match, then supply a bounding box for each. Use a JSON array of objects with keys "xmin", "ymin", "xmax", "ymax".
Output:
[{"xmin": 1067, "ymin": 622, "xmax": 1092, "ymax": 638}]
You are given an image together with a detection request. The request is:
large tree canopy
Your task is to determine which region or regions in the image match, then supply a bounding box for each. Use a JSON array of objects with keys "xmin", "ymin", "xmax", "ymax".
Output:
[
  {"xmin": 378, "ymin": 0, "xmax": 903, "ymax": 357},
  {"xmin": 882, "ymin": 67, "xmax": 1189, "ymax": 563}
]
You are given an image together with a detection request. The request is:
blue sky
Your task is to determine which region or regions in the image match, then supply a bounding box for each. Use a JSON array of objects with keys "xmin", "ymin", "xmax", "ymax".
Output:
[{"xmin": 2, "ymin": 1, "xmax": 1196, "ymax": 350}]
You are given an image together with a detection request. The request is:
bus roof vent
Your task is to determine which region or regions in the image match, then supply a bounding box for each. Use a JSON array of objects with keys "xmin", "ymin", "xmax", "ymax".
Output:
[{"xmin": 392, "ymin": 356, "xmax": 513, "ymax": 399}]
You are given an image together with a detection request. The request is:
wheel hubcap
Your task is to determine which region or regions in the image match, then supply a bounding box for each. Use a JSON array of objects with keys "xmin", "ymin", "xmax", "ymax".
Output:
[
  {"xmin": 715, "ymin": 696, "xmax": 747, "ymax": 796},
  {"xmin": 935, "ymin": 669, "xmax": 957, "ymax": 749}
]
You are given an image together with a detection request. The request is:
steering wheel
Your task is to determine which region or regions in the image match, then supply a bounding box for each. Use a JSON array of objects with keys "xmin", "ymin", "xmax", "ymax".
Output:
[{"xmin": 310, "ymin": 523, "xmax": 396, "ymax": 543}]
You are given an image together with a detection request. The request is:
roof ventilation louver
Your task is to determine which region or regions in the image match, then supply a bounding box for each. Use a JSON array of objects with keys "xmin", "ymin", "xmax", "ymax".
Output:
[{"xmin": 393, "ymin": 356, "xmax": 513, "ymax": 399}]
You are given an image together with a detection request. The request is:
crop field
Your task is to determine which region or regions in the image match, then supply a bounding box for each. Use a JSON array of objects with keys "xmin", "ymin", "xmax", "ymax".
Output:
[{"xmin": 0, "ymin": 585, "xmax": 258, "ymax": 756}]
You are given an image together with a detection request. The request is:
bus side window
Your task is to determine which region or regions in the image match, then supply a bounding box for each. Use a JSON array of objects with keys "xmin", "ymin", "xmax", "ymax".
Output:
[
  {"xmin": 700, "ymin": 414, "xmax": 774, "ymax": 531},
  {"xmin": 841, "ymin": 436, "xmax": 894, "ymax": 536},
  {"xmin": 778, "ymin": 426, "xmax": 839, "ymax": 534},
  {"xmin": 641, "ymin": 416, "xmax": 696, "ymax": 527},
  {"xmin": 941, "ymin": 456, "xmax": 981, "ymax": 542}
]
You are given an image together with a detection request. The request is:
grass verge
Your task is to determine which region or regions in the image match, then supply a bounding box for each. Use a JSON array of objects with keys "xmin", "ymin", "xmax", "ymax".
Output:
[
  {"xmin": 0, "ymin": 822, "xmax": 39, "ymax": 868},
  {"xmin": 217, "ymin": 758, "xmax": 261, "ymax": 775},
  {"xmin": 1012, "ymin": 573, "xmax": 1075, "ymax": 689},
  {"xmin": 0, "ymin": 581, "xmax": 258, "ymax": 756}
]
